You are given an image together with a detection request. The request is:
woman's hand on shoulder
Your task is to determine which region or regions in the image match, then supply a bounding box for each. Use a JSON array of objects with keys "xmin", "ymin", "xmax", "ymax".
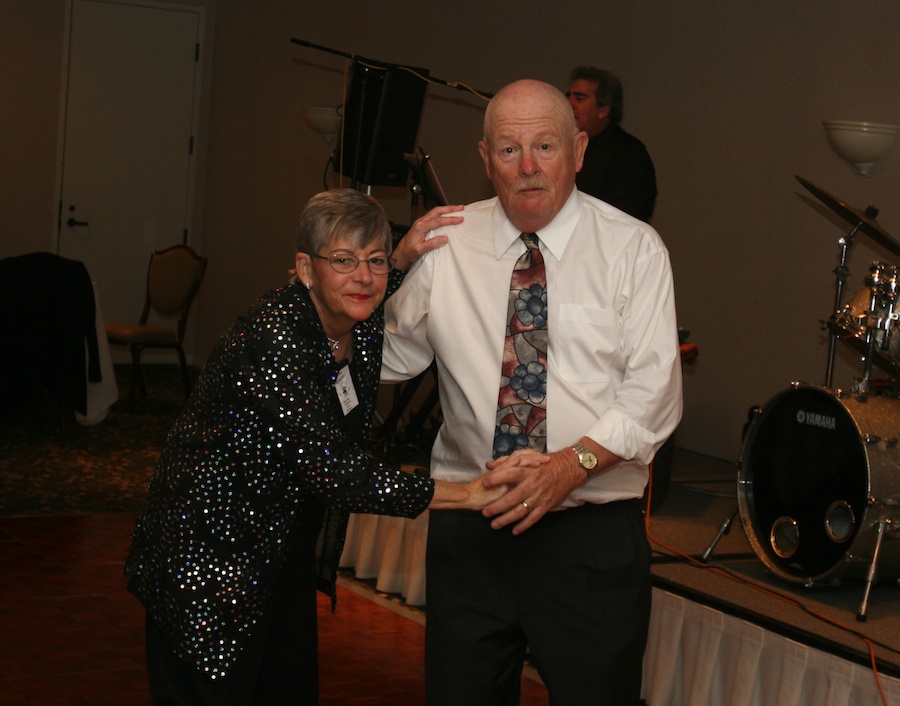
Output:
[{"xmin": 390, "ymin": 204, "xmax": 464, "ymax": 272}]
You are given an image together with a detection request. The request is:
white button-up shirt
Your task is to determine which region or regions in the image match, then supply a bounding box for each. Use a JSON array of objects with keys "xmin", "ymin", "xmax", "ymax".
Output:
[{"xmin": 382, "ymin": 189, "xmax": 683, "ymax": 506}]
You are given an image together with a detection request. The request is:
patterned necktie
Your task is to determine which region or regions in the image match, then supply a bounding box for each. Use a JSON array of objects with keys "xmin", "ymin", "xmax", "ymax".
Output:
[{"xmin": 493, "ymin": 232, "xmax": 548, "ymax": 459}]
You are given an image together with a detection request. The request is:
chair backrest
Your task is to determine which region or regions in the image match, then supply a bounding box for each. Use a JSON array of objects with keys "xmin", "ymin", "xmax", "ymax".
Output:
[{"xmin": 140, "ymin": 245, "xmax": 207, "ymax": 340}]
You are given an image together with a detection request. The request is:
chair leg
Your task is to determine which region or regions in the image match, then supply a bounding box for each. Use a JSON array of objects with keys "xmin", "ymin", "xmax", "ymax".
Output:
[
  {"xmin": 176, "ymin": 346, "xmax": 191, "ymax": 399},
  {"xmin": 128, "ymin": 345, "xmax": 145, "ymax": 412}
]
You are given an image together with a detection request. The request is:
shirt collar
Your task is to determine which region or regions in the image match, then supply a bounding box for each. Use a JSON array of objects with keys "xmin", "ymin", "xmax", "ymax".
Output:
[{"xmin": 491, "ymin": 189, "xmax": 582, "ymax": 262}]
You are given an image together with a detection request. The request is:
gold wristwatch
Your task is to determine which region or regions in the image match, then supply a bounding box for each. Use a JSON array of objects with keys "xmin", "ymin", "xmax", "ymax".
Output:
[{"xmin": 572, "ymin": 441, "xmax": 598, "ymax": 476}]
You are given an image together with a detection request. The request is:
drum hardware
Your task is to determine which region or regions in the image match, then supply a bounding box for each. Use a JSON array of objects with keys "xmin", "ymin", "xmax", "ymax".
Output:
[
  {"xmin": 794, "ymin": 176, "xmax": 899, "ymax": 387},
  {"xmin": 701, "ymin": 405, "xmax": 761, "ymax": 563},
  {"xmin": 829, "ymin": 261, "xmax": 900, "ymax": 389},
  {"xmin": 857, "ymin": 513, "xmax": 900, "ymax": 621},
  {"xmin": 826, "ymin": 244, "xmax": 858, "ymax": 391},
  {"xmin": 859, "ymin": 263, "xmax": 899, "ymax": 397},
  {"xmin": 700, "ymin": 504, "xmax": 740, "ymax": 564},
  {"xmin": 703, "ymin": 182, "xmax": 900, "ymax": 615},
  {"xmin": 796, "ymin": 176, "xmax": 900, "ymax": 259}
]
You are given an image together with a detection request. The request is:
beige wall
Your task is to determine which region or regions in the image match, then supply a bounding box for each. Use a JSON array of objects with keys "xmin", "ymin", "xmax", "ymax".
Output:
[{"xmin": 3, "ymin": 0, "xmax": 900, "ymax": 462}]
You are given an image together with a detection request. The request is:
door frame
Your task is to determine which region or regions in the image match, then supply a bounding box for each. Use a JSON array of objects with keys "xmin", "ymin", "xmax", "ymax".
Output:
[{"xmin": 51, "ymin": 0, "xmax": 214, "ymax": 256}]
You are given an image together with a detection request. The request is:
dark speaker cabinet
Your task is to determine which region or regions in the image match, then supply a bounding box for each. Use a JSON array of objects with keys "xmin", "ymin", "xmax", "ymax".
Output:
[{"xmin": 335, "ymin": 61, "xmax": 428, "ymax": 187}]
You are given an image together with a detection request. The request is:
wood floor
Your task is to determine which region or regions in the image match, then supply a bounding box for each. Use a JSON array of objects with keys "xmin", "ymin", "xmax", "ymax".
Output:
[{"xmin": 0, "ymin": 512, "xmax": 549, "ymax": 705}]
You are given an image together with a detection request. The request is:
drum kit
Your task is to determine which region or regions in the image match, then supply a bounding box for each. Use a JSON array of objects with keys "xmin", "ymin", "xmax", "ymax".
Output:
[{"xmin": 706, "ymin": 176, "xmax": 900, "ymax": 621}]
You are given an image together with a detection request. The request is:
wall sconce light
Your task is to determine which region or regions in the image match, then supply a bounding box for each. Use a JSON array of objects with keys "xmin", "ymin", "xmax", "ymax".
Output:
[
  {"xmin": 823, "ymin": 120, "xmax": 900, "ymax": 176},
  {"xmin": 304, "ymin": 106, "xmax": 342, "ymax": 144}
]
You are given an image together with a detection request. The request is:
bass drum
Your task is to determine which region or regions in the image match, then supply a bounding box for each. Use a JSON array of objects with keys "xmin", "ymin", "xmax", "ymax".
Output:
[{"xmin": 737, "ymin": 383, "xmax": 900, "ymax": 586}]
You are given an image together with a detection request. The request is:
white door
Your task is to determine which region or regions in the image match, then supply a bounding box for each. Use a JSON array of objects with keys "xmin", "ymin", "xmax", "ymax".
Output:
[{"xmin": 56, "ymin": 0, "xmax": 204, "ymax": 327}]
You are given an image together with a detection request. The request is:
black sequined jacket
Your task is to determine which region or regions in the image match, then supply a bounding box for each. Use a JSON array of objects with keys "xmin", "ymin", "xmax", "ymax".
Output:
[{"xmin": 125, "ymin": 281, "xmax": 434, "ymax": 679}]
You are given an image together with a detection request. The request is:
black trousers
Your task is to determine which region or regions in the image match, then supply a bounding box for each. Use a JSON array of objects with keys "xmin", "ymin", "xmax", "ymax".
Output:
[
  {"xmin": 425, "ymin": 500, "xmax": 651, "ymax": 706},
  {"xmin": 144, "ymin": 506, "xmax": 324, "ymax": 705}
]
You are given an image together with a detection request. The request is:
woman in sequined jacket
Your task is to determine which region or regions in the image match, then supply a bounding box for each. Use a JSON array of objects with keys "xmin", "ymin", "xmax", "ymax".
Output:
[{"xmin": 125, "ymin": 190, "xmax": 508, "ymax": 704}]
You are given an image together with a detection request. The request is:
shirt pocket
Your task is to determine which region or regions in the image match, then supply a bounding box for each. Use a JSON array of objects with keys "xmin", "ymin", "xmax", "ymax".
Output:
[{"xmin": 557, "ymin": 303, "xmax": 619, "ymax": 382}]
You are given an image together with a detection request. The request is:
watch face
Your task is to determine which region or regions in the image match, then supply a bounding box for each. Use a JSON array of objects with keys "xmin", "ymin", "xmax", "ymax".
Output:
[{"xmin": 575, "ymin": 443, "xmax": 598, "ymax": 469}]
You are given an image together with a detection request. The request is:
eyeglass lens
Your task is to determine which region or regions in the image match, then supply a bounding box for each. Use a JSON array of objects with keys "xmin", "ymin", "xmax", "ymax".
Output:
[{"xmin": 320, "ymin": 253, "xmax": 390, "ymax": 274}]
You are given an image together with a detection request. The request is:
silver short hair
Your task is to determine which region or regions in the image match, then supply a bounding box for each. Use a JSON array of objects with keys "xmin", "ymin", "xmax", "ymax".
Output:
[{"xmin": 295, "ymin": 189, "xmax": 392, "ymax": 256}]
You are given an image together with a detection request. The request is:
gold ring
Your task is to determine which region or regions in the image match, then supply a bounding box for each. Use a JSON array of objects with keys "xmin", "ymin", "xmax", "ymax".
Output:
[{"xmin": 522, "ymin": 501, "xmax": 529, "ymax": 510}]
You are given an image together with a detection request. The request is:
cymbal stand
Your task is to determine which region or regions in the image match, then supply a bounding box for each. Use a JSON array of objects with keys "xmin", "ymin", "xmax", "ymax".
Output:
[
  {"xmin": 825, "ymin": 226, "xmax": 859, "ymax": 388},
  {"xmin": 824, "ymin": 207, "xmax": 880, "ymax": 389}
]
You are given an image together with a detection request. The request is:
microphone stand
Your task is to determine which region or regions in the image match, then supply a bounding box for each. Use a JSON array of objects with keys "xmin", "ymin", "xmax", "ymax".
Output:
[
  {"xmin": 291, "ymin": 38, "xmax": 493, "ymax": 193},
  {"xmin": 289, "ymin": 38, "xmax": 494, "ymax": 99}
]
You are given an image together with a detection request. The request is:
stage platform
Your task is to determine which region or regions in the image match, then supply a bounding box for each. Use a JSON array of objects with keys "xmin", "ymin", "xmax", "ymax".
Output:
[
  {"xmin": 644, "ymin": 449, "xmax": 900, "ymax": 705},
  {"xmin": 341, "ymin": 448, "xmax": 900, "ymax": 706}
]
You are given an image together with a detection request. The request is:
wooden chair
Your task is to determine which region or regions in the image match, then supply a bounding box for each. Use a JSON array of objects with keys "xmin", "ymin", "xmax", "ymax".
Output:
[{"xmin": 105, "ymin": 245, "xmax": 207, "ymax": 410}]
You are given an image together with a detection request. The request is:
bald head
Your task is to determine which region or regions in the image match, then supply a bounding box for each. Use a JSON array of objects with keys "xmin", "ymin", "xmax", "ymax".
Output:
[
  {"xmin": 479, "ymin": 79, "xmax": 587, "ymax": 233},
  {"xmin": 484, "ymin": 79, "xmax": 579, "ymax": 141}
]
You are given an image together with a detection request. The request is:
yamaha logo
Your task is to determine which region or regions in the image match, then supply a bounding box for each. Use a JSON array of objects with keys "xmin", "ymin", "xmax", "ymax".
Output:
[{"xmin": 796, "ymin": 410, "xmax": 836, "ymax": 430}]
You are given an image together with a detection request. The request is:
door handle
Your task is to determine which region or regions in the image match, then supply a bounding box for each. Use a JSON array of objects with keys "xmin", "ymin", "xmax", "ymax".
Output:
[{"xmin": 67, "ymin": 217, "xmax": 90, "ymax": 227}]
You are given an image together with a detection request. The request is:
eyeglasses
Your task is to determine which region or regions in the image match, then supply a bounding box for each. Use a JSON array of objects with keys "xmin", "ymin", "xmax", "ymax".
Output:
[{"xmin": 314, "ymin": 253, "xmax": 392, "ymax": 275}]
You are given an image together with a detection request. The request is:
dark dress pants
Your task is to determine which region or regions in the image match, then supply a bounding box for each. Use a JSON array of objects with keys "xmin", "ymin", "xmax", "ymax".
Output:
[{"xmin": 425, "ymin": 499, "xmax": 651, "ymax": 706}]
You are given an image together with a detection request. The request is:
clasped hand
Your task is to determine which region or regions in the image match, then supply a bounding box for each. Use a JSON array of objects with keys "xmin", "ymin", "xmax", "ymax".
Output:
[{"xmin": 479, "ymin": 449, "xmax": 586, "ymax": 535}]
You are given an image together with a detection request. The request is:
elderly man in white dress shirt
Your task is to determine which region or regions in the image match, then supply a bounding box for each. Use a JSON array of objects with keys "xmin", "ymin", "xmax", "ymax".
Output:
[{"xmin": 382, "ymin": 78, "xmax": 682, "ymax": 705}]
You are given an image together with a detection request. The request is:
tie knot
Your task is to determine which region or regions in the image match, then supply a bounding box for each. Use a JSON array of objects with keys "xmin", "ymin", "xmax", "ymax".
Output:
[{"xmin": 521, "ymin": 232, "xmax": 539, "ymax": 250}]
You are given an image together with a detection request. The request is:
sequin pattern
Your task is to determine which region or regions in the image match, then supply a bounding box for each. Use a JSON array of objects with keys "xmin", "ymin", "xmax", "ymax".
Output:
[{"xmin": 124, "ymin": 282, "xmax": 434, "ymax": 680}]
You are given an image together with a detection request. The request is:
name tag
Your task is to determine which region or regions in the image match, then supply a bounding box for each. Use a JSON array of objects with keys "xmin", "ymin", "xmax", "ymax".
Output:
[{"xmin": 335, "ymin": 365, "xmax": 359, "ymax": 415}]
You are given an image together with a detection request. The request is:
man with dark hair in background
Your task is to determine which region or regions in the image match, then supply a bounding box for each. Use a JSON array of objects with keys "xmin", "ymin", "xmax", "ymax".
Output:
[{"xmin": 566, "ymin": 65, "xmax": 657, "ymax": 222}]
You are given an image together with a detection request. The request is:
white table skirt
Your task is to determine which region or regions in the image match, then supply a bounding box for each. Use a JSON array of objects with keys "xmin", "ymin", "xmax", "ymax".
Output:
[
  {"xmin": 75, "ymin": 282, "xmax": 118, "ymax": 425},
  {"xmin": 642, "ymin": 588, "xmax": 900, "ymax": 706},
  {"xmin": 339, "ymin": 511, "xmax": 429, "ymax": 606},
  {"xmin": 338, "ymin": 509, "xmax": 900, "ymax": 705}
]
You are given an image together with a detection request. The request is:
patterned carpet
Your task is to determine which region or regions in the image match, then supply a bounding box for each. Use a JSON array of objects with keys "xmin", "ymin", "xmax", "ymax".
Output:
[{"xmin": 0, "ymin": 365, "xmax": 185, "ymax": 516}]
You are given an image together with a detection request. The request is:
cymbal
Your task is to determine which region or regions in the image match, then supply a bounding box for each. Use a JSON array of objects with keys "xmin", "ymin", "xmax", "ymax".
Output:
[{"xmin": 796, "ymin": 175, "xmax": 900, "ymax": 258}]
